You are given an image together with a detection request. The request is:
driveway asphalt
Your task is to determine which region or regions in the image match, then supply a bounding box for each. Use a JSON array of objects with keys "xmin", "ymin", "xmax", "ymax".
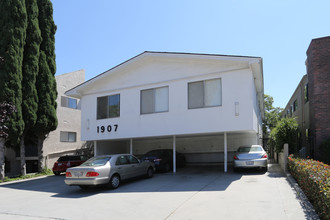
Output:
[{"xmin": 0, "ymin": 164, "xmax": 313, "ymax": 220}]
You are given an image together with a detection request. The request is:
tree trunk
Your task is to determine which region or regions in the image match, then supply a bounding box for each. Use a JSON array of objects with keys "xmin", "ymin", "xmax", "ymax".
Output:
[
  {"xmin": 20, "ymin": 134, "xmax": 26, "ymax": 176},
  {"xmin": 0, "ymin": 137, "xmax": 6, "ymax": 180},
  {"xmin": 37, "ymin": 136, "xmax": 45, "ymax": 172}
]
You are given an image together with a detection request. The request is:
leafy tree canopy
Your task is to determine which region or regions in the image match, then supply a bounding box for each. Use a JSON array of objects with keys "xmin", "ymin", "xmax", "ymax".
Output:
[
  {"xmin": 0, "ymin": 103, "xmax": 17, "ymax": 138},
  {"xmin": 270, "ymin": 117, "xmax": 298, "ymax": 153},
  {"xmin": 263, "ymin": 94, "xmax": 283, "ymax": 137}
]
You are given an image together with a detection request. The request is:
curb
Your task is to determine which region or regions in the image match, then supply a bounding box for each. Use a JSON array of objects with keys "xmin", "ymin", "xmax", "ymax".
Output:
[
  {"xmin": 285, "ymin": 172, "xmax": 320, "ymax": 220},
  {"xmin": 0, "ymin": 175, "xmax": 52, "ymax": 186}
]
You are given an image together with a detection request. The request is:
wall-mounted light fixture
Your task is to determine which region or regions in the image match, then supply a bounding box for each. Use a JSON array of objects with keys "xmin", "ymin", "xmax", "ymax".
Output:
[{"xmin": 235, "ymin": 102, "xmax": 239, "ymax": 116}]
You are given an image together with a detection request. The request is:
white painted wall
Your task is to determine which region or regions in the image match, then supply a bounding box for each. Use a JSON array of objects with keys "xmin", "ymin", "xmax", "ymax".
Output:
[{"xmin": 80, "ymin": 65, "xmax": 259, "ymax": 141}]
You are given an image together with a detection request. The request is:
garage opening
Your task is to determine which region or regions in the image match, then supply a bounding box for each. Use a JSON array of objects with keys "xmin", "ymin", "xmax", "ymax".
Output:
[{"xmin": 94, "ymin": 132, "xmax": 260, "ymax": 173}]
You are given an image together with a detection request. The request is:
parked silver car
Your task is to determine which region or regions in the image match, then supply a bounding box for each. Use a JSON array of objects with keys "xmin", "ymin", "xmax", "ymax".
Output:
[
  {"xmin": 233, "ymin": 145, "xmax": 268, "ymax": 172},
  {"xmin": 64, "ymin": 154, "xmax": 155, "ymax": 189}
]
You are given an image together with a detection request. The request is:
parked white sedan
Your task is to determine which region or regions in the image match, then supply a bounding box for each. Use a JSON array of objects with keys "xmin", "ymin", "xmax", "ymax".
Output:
[{"xmin": 65, "ymin": 154, "xmax": 155, "ymax": 189}]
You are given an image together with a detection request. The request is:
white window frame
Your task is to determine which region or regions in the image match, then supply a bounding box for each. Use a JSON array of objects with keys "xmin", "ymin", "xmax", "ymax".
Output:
[
  {"xmin": 188, "ymin": 78, "xmax": 222, "ymax": 109},
  {"xmin": 140, "ymin": 86, "xmax": 169, "ymax": 114},
  {"xmin": 97, "ymin": 94, "xmax": 120, "ymax": 120},
  {"xmin": 60, "ymin": 131, "xmax": 77, "ymax": 142},
  {"xmin": 61, "ymin": 96, "xmax": 78, "ymax": 109}
]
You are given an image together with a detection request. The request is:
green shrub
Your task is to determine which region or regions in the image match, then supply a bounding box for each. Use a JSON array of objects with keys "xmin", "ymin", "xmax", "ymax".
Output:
[
  {"xmin": 288, "ymin": 155, "xmax": 330, "ymax": 220},
  {"xmin": 0, "ymin": 168, "xmax": 53, "ymax": 183},
  {"xmin": 270, "ymin": 118, "xmax": 298, "ymax": 153}
]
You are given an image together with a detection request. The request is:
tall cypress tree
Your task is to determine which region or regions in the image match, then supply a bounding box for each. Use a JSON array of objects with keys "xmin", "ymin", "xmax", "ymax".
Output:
[
  {"xmin": 35, "ymin": 0, "xmax": 57, "ymax": 171},
  {"xmin": 20, "ymin": 0, "xmax": 41, "ymax": 176},
  {"xmin": 0, "ymin": 0, "xmax": 27, "ymax": 176}
]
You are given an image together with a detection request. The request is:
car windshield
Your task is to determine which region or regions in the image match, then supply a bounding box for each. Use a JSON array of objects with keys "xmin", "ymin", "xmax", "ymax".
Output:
[
  {"xmin": 81, "ymin": 156, "xmax": 111, "ymax": 166},
  {"xmin": 238, "ymin": 146, "xmax": 263, "ymax": 152},
  {"xmin": 58, "ymin": 156, "xmax": 80, "ymax": 162}
]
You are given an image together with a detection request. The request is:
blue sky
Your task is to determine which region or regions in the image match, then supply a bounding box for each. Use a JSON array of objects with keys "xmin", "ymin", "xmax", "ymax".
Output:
[{"xmin": 52, "ymin": 0, "xmax": 329, "ymax": 108}]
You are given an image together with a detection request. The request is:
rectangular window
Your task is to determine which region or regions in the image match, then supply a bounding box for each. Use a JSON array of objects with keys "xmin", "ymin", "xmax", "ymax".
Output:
[
  {"xmin": 97, "ymin": 94, "xmax": 120, "ymax": 119},
  {"xmin": 304, "ymin": 84, "xmax": 309, "ymax": 103},
  {"xmin": 60, "ymin": 131, "xmax": 77, "ymax": 142},
  {"xmin": 141, "ymin": 86, "xmax": 169, "ymax": 114},
  {"xmin": 61, "ymin": 96, "xmax": 77, "ymax": 109},
  {"xmin": 293, "ymin": 100, "xmax": 298, "ymax": 112},
  {"xmin": 188, "ymin": 78, "xmax": 222, "ymax": 109}
]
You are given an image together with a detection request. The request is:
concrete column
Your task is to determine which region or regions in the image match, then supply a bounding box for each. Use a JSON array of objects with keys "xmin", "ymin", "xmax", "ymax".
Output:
[
  {"xmin": 284, "ymin": 143, "xmax": 289, "ymax": 172},
  {"xmin": 130, "ymin": 139, "xmax": 133, "ymax": 154},
  {"xmin": 173, "ymin": 136, "xmax": 176, "ymax": 173},
  {"xmin": 94, "ymin": 141, "xmax": 97, "ymax": 156},
  {"xmin": 224, "ymin": 132, "xmax": 227, "ymax": 172}
]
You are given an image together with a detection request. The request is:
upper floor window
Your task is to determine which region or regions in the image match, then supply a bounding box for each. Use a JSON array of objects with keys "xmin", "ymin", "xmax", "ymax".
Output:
[
  {"xmin": 97, "ymin": 94, "xmax": 120, "ymax": 119},
  {"xmin": 141, "ymin": 86, "xmax": 169, "ymax": 114},
  {"xmin": 293, "ymin": 100, "xmax": 298, "ymax": 112},
  {"xmin": 60, "ymin": 131, "xmax": 76, "ymax": 142},
  {"xmin": 188, "ymin": 78, "xmax": 222, "ymax": 109},
  {"xmin": 304, "ymin": 84, "xmax": 309, "ymax": 103},
  {"xmin": 61, "ymin": 96, "xmax": 77, "ymax": 109}
]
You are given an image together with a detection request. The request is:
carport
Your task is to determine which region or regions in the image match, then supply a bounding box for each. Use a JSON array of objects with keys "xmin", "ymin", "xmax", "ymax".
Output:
[{"xmin": 93, "ymin": 131, "xmax": 260, "ymax": 173}]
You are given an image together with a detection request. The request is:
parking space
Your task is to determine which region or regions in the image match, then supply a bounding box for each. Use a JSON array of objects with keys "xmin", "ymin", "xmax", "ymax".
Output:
[{"xmin": 0, "ymin": 164, "xmax": 308, "ymax": 220}]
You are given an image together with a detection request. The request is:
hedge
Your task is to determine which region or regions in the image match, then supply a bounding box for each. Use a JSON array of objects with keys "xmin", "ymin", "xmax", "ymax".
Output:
[{"xmin": 288, "ymin": 155, "xmax": 330, "ymax": 220}]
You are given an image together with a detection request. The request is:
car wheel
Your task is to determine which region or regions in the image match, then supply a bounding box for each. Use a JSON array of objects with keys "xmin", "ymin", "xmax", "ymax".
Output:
[
  {"xmin": 109, "ymin": 174, "xmax": 120, "ymax": 189},
  {"xmin": 79, "ymin": 185, "xmax": 89, "ymax": 190},
  {"xmin": 146, "ymin": 167, "xmax": 154, "ymax": 178},
  {"xmin": 263, "ymin": 166, "xmax": 268, "ymax": 172},
  {"xmin": 53, "ymin": 171, "xmax": 61, "ymax": 176}
]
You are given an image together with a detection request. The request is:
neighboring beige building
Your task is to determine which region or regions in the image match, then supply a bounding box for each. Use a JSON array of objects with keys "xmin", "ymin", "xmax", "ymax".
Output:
[
  {"xmin": 44, "ymin": 69, "xmax": 87, "ymax": 169},
  {"xmin": 5, "ymin": 69, "xmax": 86, "ymax": 176},
  {"xmin": 282, "ymin": 36, "xmax": 330, "ymax": 161},
  {"xmin": 282, "ymin": 74, "xmax": 310, "ymax": 155}
]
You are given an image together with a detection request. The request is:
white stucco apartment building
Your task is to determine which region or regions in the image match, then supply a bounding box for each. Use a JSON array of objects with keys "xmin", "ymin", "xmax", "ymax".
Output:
[{"xmin": 66, "ymin": 52, "xmax": 264, "ymax": 172}]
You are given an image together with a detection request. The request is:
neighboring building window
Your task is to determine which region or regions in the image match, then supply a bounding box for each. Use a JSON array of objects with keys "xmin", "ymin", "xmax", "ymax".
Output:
[
  {"xmin": 141, "ymin": 86, "xmax": 169, "ymax": 114},
  {"xmin": 61, "ymin": 96, "xmax": 77, "ymax": 109},
  {"xmin": 287, "ymin": 109, "xmax": 291, "ymax": 117},
  {"xmin": 97, "ymin": 94, "xmax": 120, "ymax": 119},
  {"xmin": 60, "ymin": 131, "xmax": 77, "ymax": 142},
  {"xmin": 188, "ymin": 78, "xmax": 222, "ymax": 109},
  {"xmin": 293, "ymin": 100, "xmax": 298, "ymax": 112},
  {"xmin": 304, "ymin": 84, "xmax": 309, "ymax": 103}
]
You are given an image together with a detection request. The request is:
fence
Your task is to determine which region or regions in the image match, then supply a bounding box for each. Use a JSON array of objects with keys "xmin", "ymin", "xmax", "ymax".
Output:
[{"xmin": 278, "ymin": 143, "xmax": 289, "ymax": 173}]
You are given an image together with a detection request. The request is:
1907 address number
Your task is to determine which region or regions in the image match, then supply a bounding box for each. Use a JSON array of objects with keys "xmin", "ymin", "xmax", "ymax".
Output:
[{"xmin": 97, "ymin": 124, "xmax": 118, "ymax": 133}]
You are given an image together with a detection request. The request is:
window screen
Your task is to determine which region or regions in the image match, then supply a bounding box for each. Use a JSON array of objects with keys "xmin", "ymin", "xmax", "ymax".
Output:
[
  {"xmin": 60, "ymin": 131, "xmax": 77, "ymax": 142},
  {"xmin": 188, "ymin": 78, "xmax": 222, "ymax": 109},
  {"xmin": 141, "ymin": 86, "xmax": 168, "ymax": 114},
  {"xmin": 97, "ymin": 94, "xmax": 120, "ymax": 119},
  {"xmin": 61, "ymin": 96, "xmax": 77, "ymax": 109}
]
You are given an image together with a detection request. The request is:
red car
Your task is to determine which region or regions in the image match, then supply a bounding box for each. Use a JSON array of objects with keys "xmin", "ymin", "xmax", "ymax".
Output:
[{"xmin": 52, "ymin": 155, "xmax": 89, "ymax": 175}]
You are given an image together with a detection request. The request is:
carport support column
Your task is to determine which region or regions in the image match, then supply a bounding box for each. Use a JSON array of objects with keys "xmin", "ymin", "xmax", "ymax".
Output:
[
  {"xmin": 173, "ymin": 136, "xmax": 176, "ymax": 173},
  {"xmin": 224, "ymin": 132, "xmax": 227, "ymax": 173},
  {"xmin": 94, "ymin": 141, "xmax": 97, "ymax": 156},
  {"xmin": 130, "ymin": 139, "xmax": 133, "ymax": 154}
]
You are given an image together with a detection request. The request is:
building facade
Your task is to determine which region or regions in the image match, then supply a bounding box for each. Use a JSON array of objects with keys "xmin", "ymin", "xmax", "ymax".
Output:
[
  {"xmin": 283, "ymin": 36, "xmax": 330, "ymax": 160},
  {"xmin": 5, "ymin": 69, "xmax": 86, "ymax": 176},
  {"xmin": 66, "ymin": 52, "xmax": 264, "ymax": 172},
  {"xmin": 44, "ymin": 69, "xmax": 87, "ymax": 168}
]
